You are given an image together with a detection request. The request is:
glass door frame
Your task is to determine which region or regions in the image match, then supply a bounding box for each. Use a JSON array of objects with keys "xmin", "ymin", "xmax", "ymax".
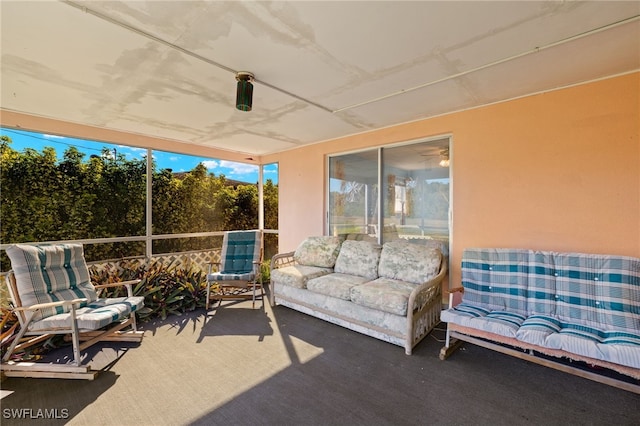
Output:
[{"xmin": 325, "ymin": 134, "xmax": 452, "ymax": 243}]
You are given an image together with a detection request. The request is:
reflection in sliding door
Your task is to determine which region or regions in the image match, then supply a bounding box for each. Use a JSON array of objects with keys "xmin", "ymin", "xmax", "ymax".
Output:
[
  {"xmin": 328, "ymin": 151, "xmax": 378, "ymax": 240},
  {"xmin": 328, "ymin": 137, "xmax": 450, "ymax": 259},
  {"xmin": 382, "ymin": 140, "xmax": 449, "ymax": 256}
]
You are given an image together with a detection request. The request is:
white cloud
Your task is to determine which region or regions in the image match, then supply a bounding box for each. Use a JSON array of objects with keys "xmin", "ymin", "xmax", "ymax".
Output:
[
  {"xmin": 42, "ymin": 134, "xmax": 65, "ymax": 139},
  {"xmin": 202, "ymin": 160, "xmax": 219, "ymax": 170},
  {"xmin": 219, "ymin": 160, "xmax": 258, "ymax": 176}
]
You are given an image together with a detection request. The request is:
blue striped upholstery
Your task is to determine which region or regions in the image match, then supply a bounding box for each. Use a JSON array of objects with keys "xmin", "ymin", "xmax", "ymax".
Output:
[
  {"xmin": 6, "ymin": 244, "xmax": 98, "ymax": 322},
  {"xmin": 553, "ymin": 253, "xmax": 639, "ymax": 332},
  {"xmin": 220, "ymin": 230, "xmax": 261, "ymax": 274},
  {"xmin": 29, "ymin": 296, "xmax": 145, "ymax": 332},
  {"xmin": 207, "ymin": 230, "xmax": 262, "ymax": 282},
  {"xmin": 6, "ymin": 243, "xmax": 145, "ymax": 332},
  {"xmin": 441, "ymin": 248, "xmax": 640, "ymax": 369},
  {"xmin": 460, "ymin": 248, "xmax": 530, "ymax": 315}
]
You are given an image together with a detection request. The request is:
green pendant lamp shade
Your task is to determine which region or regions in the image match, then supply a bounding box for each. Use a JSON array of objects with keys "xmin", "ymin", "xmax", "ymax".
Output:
[{"xmin": 236, "ymin": 72, "xmax": 254, "ymax": 112}]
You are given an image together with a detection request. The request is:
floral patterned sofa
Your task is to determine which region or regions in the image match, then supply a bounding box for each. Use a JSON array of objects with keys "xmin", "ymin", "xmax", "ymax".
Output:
[{"xmin": 270, "ymin": 236, "xmax": 447, "ymax": 354}]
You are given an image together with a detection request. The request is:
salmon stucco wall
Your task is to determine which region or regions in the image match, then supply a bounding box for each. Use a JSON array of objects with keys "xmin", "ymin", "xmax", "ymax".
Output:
[{"xmin": 264, "ymin": 72, "xmax": 640, "ymax": 288}]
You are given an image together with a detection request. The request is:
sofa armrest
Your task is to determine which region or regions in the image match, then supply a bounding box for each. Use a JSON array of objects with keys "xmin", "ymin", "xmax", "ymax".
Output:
[
  {"xmin": 408, "ymin": 259, "xmax": 447, "ymax": 313},
  {"xmin": 270, "ymin": 251, "xmax": 296, "ymax": 271}
]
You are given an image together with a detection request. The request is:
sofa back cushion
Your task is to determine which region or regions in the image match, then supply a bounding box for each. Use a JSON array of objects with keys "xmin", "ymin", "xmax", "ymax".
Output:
[
  {"xmin": 294, "ymin": 236, "xmax": 342, "ymax": 268},
  {"xmin": 6, "ymin": 243, "xmax": 98, "ymax": 322},
  {"xmin": 461, "ymin": 248, "xmax": 529, "ymax": 315},
  {"xmin": 334, "ymin": 240, "xmax": 382, "ymax": 280},
  {"xmin": 378, "ymin": 240, "xmax": 441, "ymax": 285}
]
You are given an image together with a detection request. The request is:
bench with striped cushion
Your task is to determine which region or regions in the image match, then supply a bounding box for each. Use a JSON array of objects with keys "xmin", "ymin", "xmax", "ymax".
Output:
[{"xmin": 441, "ymin": 248, "xmax": 640, "ymax": 370}]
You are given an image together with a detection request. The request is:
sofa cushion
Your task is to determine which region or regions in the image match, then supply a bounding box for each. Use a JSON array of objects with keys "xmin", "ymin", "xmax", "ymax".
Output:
[
  {"xmin": 307, "ymin": 273, "xmax": 370, "ymax": 300},
  {"xmin": 6, "ymin": 244, "xmax": 98, "ymax": 322},
  {"xmin": 378, "ymin": 241, "xmax": 441, "ymax": 285},
  {"xmin": 294, "ymin": 236, "xmax": 342, "ymax": 268},
  {"xmin": 343, "ymin": 233, "xmax": 377, "ymax": 243},
  {"xmin": 334, "ymin": 240, "xmax": 381, "ymax": 280},
  {"xmin": 350, "ymin": 277, "xmax": 416, "ymax": 316},
  {"xmin": 270, "ymin": 265, "xmax": 333, "ymax": 289}
]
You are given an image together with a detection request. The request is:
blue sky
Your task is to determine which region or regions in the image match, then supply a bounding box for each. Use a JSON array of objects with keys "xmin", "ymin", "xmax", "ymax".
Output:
[{"xmin": 1, "ymin": 127, "xmax": 277, "ymax": 184}]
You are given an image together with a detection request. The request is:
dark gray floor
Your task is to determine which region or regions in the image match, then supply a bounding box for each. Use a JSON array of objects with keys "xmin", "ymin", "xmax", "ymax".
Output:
[{"xmin": 1, "ymin": 296, "xmax": 639, "ymax": 426}]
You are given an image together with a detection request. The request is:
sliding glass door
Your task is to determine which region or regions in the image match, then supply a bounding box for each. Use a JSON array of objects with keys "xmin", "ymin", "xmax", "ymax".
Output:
[
  {"xmin": 328, "ymin": 150, "xmax": 378, "ymax": 238},
  {"xmin": 328, "ymin": 137, "xmax": 450, "ymax": 254}
]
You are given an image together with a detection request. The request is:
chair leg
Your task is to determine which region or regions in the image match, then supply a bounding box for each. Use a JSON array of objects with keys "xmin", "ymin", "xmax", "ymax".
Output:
[
  {"xmin": 205, "ymin": 279, "xmax": 211, "ymax": 310},
  {"xmin": 69, "ymin": 305, "xmax": 82, "ymax": 366},
  {"xmin": 2, "ymin": 311, "xmax": 35, "ymax": 362},
  {"xmin": 252, "ymin": 282, "xmax": 256, "ymax": 309}
]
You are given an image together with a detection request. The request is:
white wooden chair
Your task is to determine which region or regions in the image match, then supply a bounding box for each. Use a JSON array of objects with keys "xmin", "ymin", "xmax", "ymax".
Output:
[{"xmin": 2, "ymin": 243, "xmax": 144, "ymax": 380}]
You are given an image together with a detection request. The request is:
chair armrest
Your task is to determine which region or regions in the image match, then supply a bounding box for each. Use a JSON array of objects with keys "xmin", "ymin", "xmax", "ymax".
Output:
[
  {"xmin": 270, "ymin": 251, "xmax": 295, "ymax": 271},
  {"xmin": 14, "ymin": 298, "xmax": 88, "ymax": 312},
  {"xmin": 94, "ymin": 279, "xmax": 141, "ymax": 297},
  {"xmin": 208, "ymin": 262, "xmax": 222, "ymax": 275},
  {"xmin": 445, "ymin": 286, "xmax": 464, "ymax": 308},
  {"xmin": 93, "ymin": 279, "xmax": 141, "ymax": 289}
]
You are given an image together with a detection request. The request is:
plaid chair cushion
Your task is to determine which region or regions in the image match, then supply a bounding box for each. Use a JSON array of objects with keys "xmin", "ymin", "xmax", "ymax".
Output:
[
  {"xmin": 220, "ymin": 230, "xmax": 261, "ymax": 274},
  {"xmin": 29, "ymin": 296, "xmax": 145, "ymax": 332},
  {"xmin": 6, "ymin": 244, "xmax": 98, "ymax": 322}
]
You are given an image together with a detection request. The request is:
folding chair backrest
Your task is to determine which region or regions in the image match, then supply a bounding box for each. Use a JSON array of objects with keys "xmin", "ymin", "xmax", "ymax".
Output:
[
  {"xmin": 5, "ymin": 244, "xmax": 98, "ymax": 322},
  {"xmin": 220, "ymin": 231, "xmax": 262, "ymax": 274}
]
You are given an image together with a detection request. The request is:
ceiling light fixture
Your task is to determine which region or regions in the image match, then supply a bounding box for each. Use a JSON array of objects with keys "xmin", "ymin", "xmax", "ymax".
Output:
[
  {"xmin": 439, "ymin": 149, "xmax": 450, "ymax": 167},
  {"xmin": 236, "ymin": 72, "xmax": 254, "ymax": 112}
]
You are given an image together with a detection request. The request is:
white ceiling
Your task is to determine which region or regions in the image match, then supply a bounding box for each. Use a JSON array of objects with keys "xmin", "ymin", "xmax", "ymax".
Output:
[{"xmin": 1, "ymin": 1, "xmax": 639, "ymax": 157}]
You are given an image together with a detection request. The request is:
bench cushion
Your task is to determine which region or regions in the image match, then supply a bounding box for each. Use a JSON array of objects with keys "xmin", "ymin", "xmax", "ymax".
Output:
[
  {"xmin": 440, "ymin": 304, "xmax": 526, "ymax": 338},
  {"xmin": 552, "ymin": 252, "xmax": 640, "ymax": 332},
  {"xmin": 6, "ymin": 244, "xmax": 98, "ymax": 322},
  {"xmin": 459, "ymin": 248, "xmax": 529, "ymax": 316}
]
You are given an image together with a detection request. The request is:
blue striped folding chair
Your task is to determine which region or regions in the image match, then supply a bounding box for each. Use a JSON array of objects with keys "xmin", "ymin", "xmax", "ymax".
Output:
[
  {"xmin": 2, "ymin": 243, "xmax": 144, "ymax": 379},
  {"xmin": 206, "ymin": 230, "xmax": 264, "ymax": 309}
]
